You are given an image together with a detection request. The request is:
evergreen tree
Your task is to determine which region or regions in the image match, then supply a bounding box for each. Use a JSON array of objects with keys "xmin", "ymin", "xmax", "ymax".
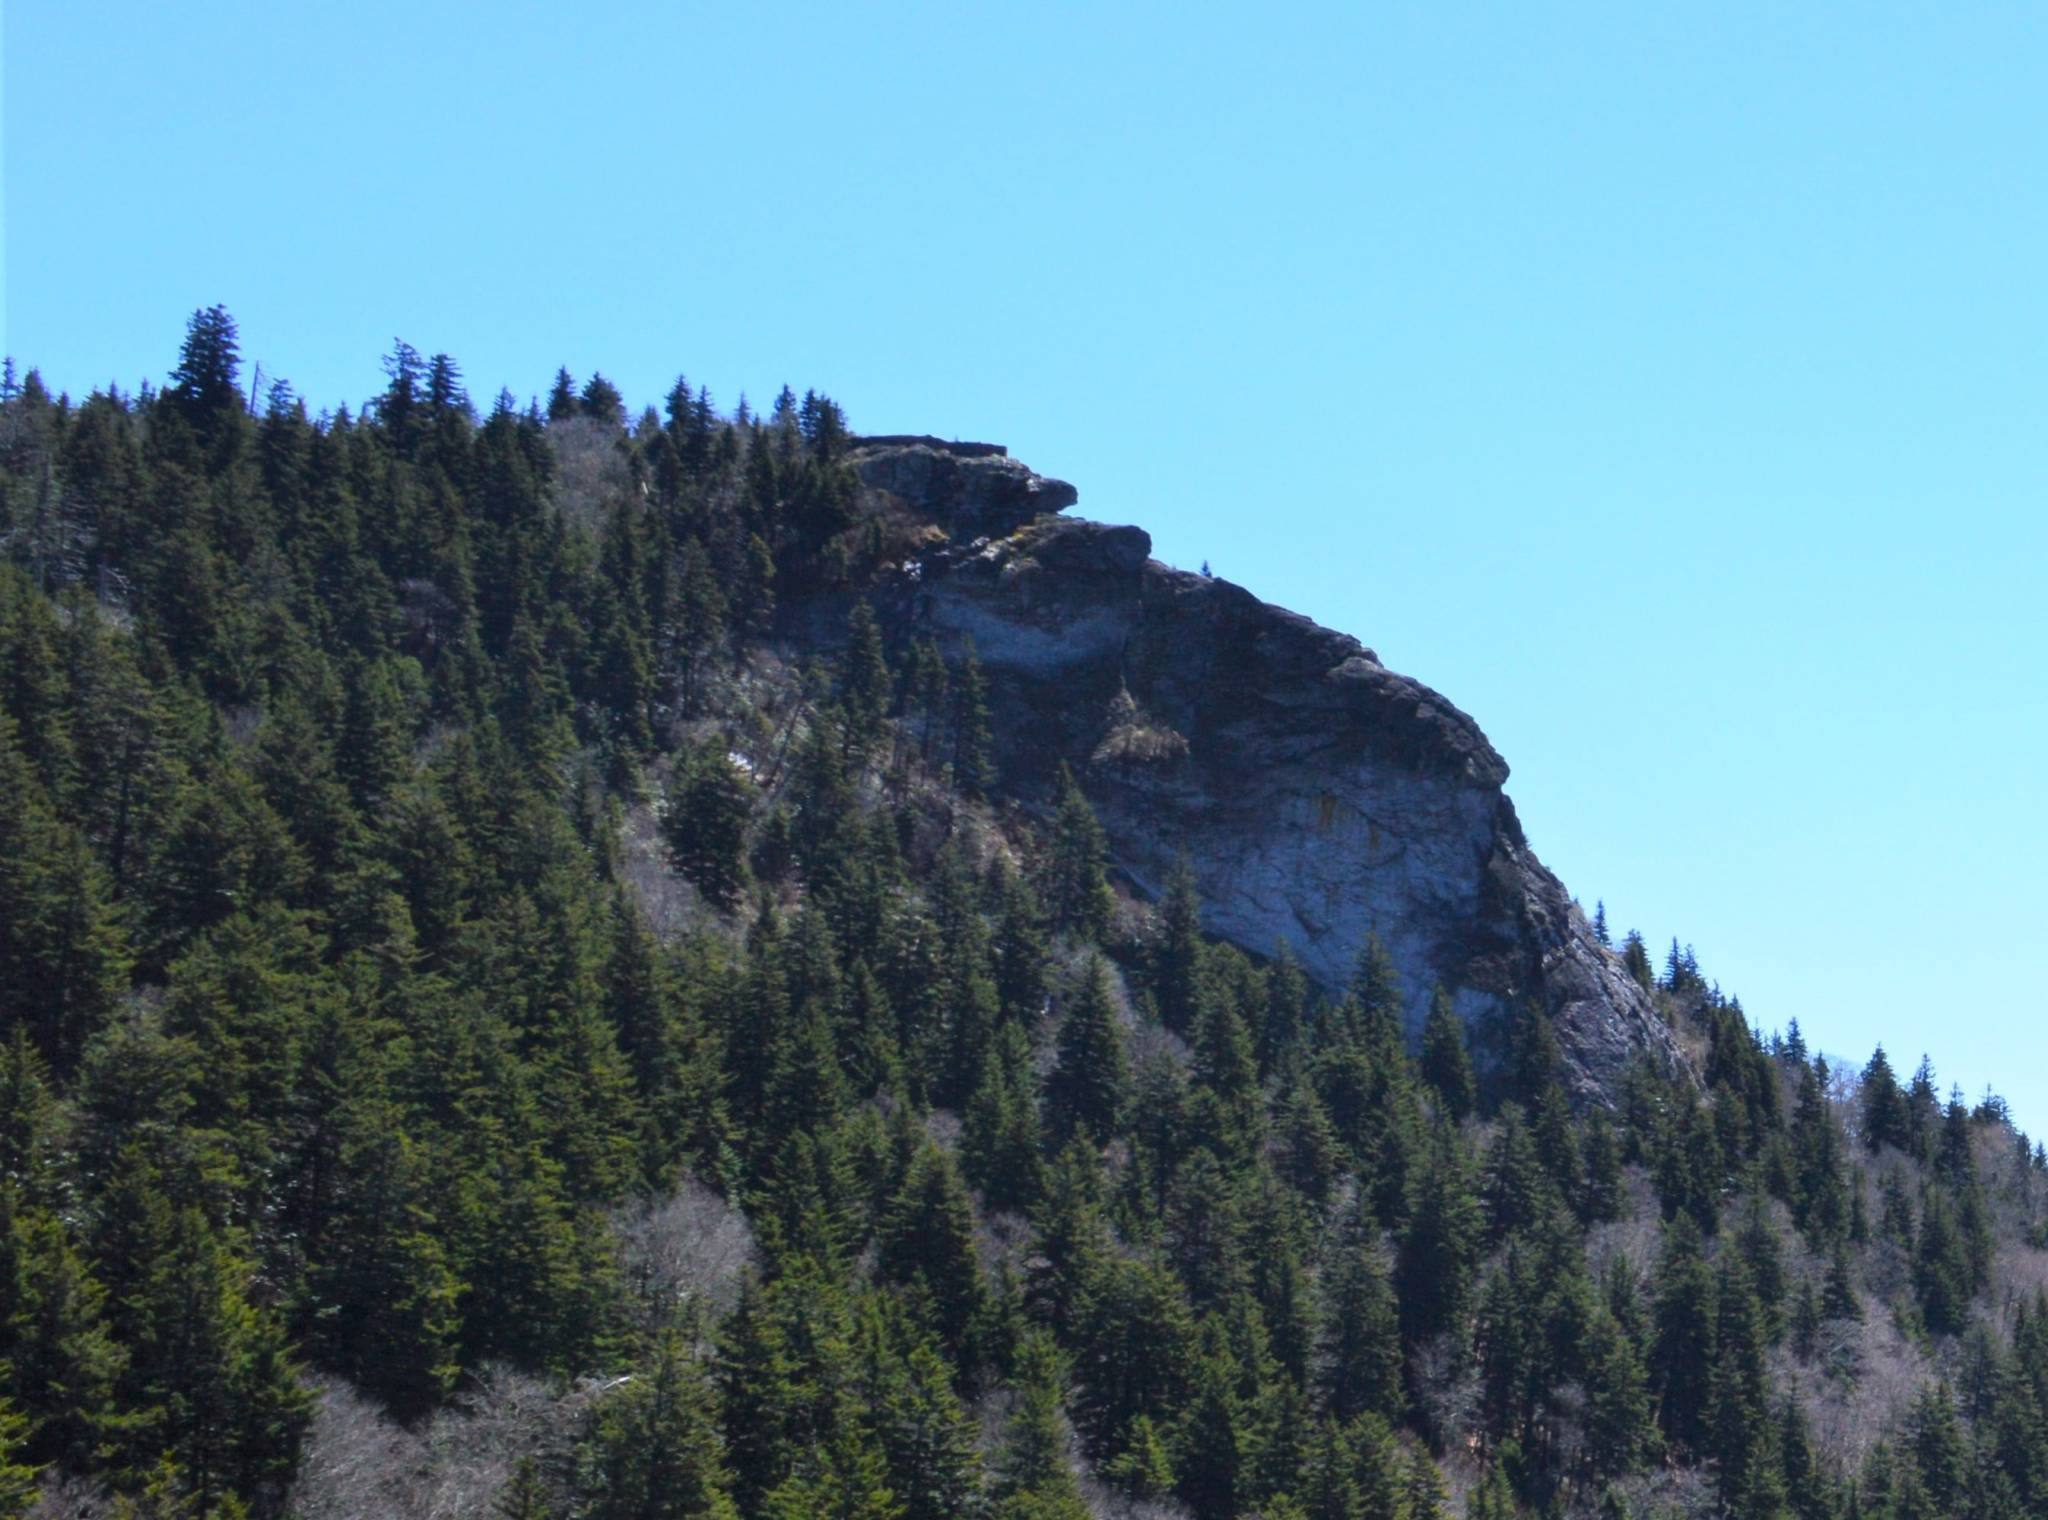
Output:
[
  {"xmin": 1154, "ymin": 855, "xmax": 1206, "ymax": 1035},
  {"xmin": 1317, "ymin": 1201, "xmax": 1402, "ymax": 1423},
  {"xmin": 867, "ymin": 1331, "xmax": 982, "ymax": 1520},
  {"xmin": 991, "ymin": 1331, "xmax": 1088, "ymax": 1520},
  {"xmin": 1040, "ymin": 767, "xmax": 1113, "ymax": 941},
  {"xmin": 1418, "ymin": 984, "xmax": 1475, "ymax": 1123},
  {"xmin": 165, "ymin": 305, "xmax": 245, "ymax": 462},
  {"xmin": 1649, "ymin": 1215, "xmax": 1717, "ymax": 1453},
  {"xmin": 1043, "ymin": 957, "xmax": 1127, "ymax": 1147},
  {"xmin": 582, "ymin": 1330, "xmax": 740, "ymax": 1520},
  {"xmin": 1861, "ymin": 1046, "xmax": 1909, "ymax": 1153},
  {"xmin": 664, "ymin": 741, "xmax": 756, "ymax": 911},
  {"xmin": 496, "ymin": 1455, "xmax": 555, "ymax": 1519},
  {"xmin": 878, "ymin": 1144, "xmax": 986, "ymax": 1360}
]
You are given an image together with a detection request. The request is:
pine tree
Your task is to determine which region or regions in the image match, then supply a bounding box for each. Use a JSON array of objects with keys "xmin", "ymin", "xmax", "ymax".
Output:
[
  {"xmin": 1649, "ymin": 1215, "xmax": 1717, "ymax": 1453},
  {"xmin": 1259, "ymin": 942, "xmax": 1309, "ymax": 1073},
  {"xmin": 879, "ymin": 1144, "xmax": 986, "ymax": 1360},
  {"xmin": 1403, "ymin": 1444, "xmax": 1451, "ymax": 1520},
  {"xmin": 1040, "ymin": 767, "xmax": 1113, "ymax": 941},
  {"xmin": 116, "ymin": 1204, "xmax": 309, "ymax": 1509},
  {"xmin": 0, "ymin": 1390, "xmax": 41, "ymax": 1519},
  {"xmin": 1396, "ymin": 1123, "xmax": 1481, "ymax": 1345},
  {"xmin": 868, "ymin": 1331, "xmax": 983, "ymax": 1520},
  {"xmin": 0, "ymin": 730, "xmax": 129, "ymax": 1075},
  {"xmin": 1418, "ymin": 984, "xmax": 1475, "ymax": 1123},
  {"xmin": 1861, "ymin": 1046, "xmax": 1909, "ymax": 1153},
  {"xmin": 581, "ymin": 1330, "xmax": 740, "ymax": 1520},
  {"xmin": 664, "ymin": 741, "xmax": 756, "ymax": 911},
  {"xmin": 839, "ymin": 601, "xmax": 892, "ymax": 761},
  {"xmin": 1174, "ymin": 1334, "xmax": 1255, "ymax": 1520},
  {"xmin": 991, "ymin": 1331, "xmax": 1088, "ymax": 1520},
  {"xmin": 165, "ymin": 306, "xmax": 245, "ymax": 462},
  {"xmin": 1069, "ymin": 1256, "xmax": 1196, "ymax": 1461},
  {"xmin": 1705, "ymin": 1256, "xmax": 1780, "ymax": 1515},
  {"xmin": 961, "ymin": 1023, "xmax": 1046, "ymax": 1213},
  {"xmin": 0, "ymin": 1196, "xmax": 125, "ymax": 1470},
  {"xmin": 1043, "ymin": 957, "xmax": 1127, "ymax": 1146},
  {"xmin": 1582, "ymin": 1307, "xmax": 1656, "ymax": 1480},
  {"xmin": 1154, "ymin": 855, "xmax": 1206, "ymax": 1034},
  {"xmin": 1317, "ymin": 1201, "xmax": 1402, "ymax": 1423},
  {"xmin": 949, "ymin": 641, "xmax": 994, "ymax": 799},
  {"xmin": 495, "ymin": 1455, "xmax": 554, "ymax": 1519}
]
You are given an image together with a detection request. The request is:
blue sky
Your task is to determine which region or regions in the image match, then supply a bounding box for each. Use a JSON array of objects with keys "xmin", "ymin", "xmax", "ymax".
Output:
[{"xmin": 6, "ymin": 2, "xmax": 2044, "ymax": 1127}]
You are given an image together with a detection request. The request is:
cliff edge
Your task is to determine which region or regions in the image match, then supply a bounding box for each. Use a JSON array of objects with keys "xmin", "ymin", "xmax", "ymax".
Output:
[{"xmin": 848, "ymin": 437, "xmax": 1686, "ymax": 1100}]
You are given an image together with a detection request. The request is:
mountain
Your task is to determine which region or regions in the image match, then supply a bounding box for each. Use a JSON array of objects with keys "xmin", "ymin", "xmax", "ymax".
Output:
[
  {"xmin": 838, "ymin": 437, "xmax": 1682, "ymax": 1103},
  {"xmin": 1, "ymin": 314, "xmax": 2045, "ymax": 1520}
]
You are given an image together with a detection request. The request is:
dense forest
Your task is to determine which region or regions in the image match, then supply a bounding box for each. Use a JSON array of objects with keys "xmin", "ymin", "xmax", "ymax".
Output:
[{"xmin": 0, "ymin": 308, "xmax": 2045, "ymax": 1519}]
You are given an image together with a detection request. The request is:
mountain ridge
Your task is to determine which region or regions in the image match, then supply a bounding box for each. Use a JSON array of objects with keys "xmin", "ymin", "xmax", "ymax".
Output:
[{"xmin": 836, "ymin": 435, "xmax": 1685, "ymax": 1102}]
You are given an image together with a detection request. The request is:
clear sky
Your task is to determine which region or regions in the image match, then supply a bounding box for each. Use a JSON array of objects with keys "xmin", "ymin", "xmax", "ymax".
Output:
[{"xmin": 6, "ymin": 3, "xmax": 2044, "ymax": 1128}]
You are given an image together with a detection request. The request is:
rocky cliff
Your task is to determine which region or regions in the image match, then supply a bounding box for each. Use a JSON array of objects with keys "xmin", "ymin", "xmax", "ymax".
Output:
[{"xmin": 847, "ymin": 437, "xmax": 1686, "ymax": 1100}]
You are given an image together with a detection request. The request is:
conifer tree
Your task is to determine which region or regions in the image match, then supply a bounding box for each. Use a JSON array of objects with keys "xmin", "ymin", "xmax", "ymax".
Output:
[
  {"xmin": 165, "ymin": 306, "xmax": 246, "ymax": 463},
  {"xmin": 1044, "ymin": 957, "xmax": 1128, "ymax": 1147},
  {"xmin": 991, "ymin": 1331, "xmax": 1088, "ymax": 1520},
  {"xmin": 867, "ymin": 1329, "xmax": 982, "ymax": 1520},
  {"xmin": 1861, "ymin": 1046, "xmax": 1909, "ymax": 1153},
  {"xmin": 962, "ymin": 1022, "xmax": 1046, "ymax": 1213},
  {"xmin": 1396, "ymin": 1122, "xmax": 1482, "ymax": 1346},
  {"xmin": 582, "ymin": 1330, "xmax": 740, "ymax": 1520},
  {"xmin": 0, "ymin": 1196, "xmax": 124, "ymax": 1470},
  {"xmin": 0, "ymin": 1391, "xmax": 39, "ymax": 1519},
  {"xmin": 839, "ymin": 601, "xmax": 892, "ymax": 762},
  {"xmin": 664, "ymin": 741, "xmax": 756, "ymax": 912},
  {"xmin": 1154, "ymin": 855, "xmax": 1206, "ymax": 1034},
  {"xmin": 879, "ymin": 1144, "xmax": 985, "ymax": 1360},
  {"xmin": 1418, "ymin": 984, "xmax": 1475, "ymax": 1123},
  {"xmin": 949, "ymin": 641, "xmax": 994, "ymax": 799},
  {"xmin": 1650, "ymin": 1215, "xmax": 1717, "ymax": 1453},
  {"xmin": 1041, "ymin": 766, "xmax": 1113, "ymax": 941},
  {"xmin": 496, "ymin": 1455, "xmax": 554, "ymax": 1519},
  {"xmin": 1317, "ymin": 1201, "xmax": 1402, "ymax": 1423}
]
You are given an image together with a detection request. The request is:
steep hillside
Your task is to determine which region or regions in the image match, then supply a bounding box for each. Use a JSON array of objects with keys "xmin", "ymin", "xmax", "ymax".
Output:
[
  {"xmin": 838, "ymin": 438, "xmax": 1681, "ymax": 1103},
  {"xmin": 1, "ymin": 315, "xmax": 2045, "ymax": 1520}
]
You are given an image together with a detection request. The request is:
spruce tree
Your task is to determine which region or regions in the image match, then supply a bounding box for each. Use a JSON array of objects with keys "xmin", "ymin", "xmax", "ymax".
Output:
[
  {"xmin": 1039, "ymin": 767, "xmax": 1113, "ymax": 941},
  {"xmin": 664, "ymin": 740, "xmax": 756, "ymax": 911},
  {"xmin": 1418, "ymin": 984, "xmax": 1475, "ymax": 1123},
  {"xmin": 582, "ymin": 1330, "xmax": 740, "ymax": 1520},
  {"xmin": 1317, "ymin": 1201, "xmax": 1402, "ymax": 1423},
  {"xmin": 1043, "ymin": 957, "xmax": 1128, "ymax": 1147}
]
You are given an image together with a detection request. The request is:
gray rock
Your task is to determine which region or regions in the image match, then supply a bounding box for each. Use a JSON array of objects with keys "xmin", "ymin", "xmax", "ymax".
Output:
[
  {"xmin": 849, "ymin": 440, "xmax": 1686, "ymax": 1102},
  {"xmin": 850, "ymin": 436, "xmax": 1079, "ymax": 541}
]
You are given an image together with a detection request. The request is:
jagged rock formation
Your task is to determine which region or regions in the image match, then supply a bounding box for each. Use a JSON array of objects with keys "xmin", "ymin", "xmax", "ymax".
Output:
[
  {"xmin": 850, "ymin": 437, "xmax": 1078, "ymax": 540},
  {"xmin": 855, "ymin": 438, "xmax": 1685, "ymax": 1100}
]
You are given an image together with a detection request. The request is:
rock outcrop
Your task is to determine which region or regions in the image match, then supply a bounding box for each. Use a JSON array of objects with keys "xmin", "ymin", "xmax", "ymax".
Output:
[
  {"xmin": 850, "ymin": 437, "xmax": 1078, "ymax": 542},
  {"xmin": 853, "ymin": 438, "xmax": 1686, "ymax": 1101}
]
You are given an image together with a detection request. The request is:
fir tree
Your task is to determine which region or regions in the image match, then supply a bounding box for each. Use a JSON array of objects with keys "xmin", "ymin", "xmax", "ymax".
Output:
[
  {"xmin": 583, "ymin": 1331, "xmax": 740, "ymax": 1519},
  {"xmin": 1043, "ymin": 957, "xmax": 1128, "ymax": 1147},
  {"xmin": 1417, "ymin": 984, "xmax": 1475, "ymax": 1123},
  {"xmin": 1040, "ymin": 766, "xmax": 1113, "ymax": 941}
]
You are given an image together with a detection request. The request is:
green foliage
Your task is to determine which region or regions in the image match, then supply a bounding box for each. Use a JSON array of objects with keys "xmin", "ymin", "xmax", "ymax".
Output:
[
  {"xmin": 1039, "ymin": 767, "xmax": 1113, "ymax": 941},
  {"xmin": 1, "ymin": 315, "xmax": 2037, "ymax": 1520},
  {"xmin": 664, "ymin": 741, "xmax": 757, "ymax": 911},
  {"xmin": 1418, "ymin": 983, "xmax": 1475, "ymax": 1123},
  {"xmin": 581, "ymin": 1330, "xmax": 739, "ymax": 1519},
  {"xmin": 1043, "ymin": 957, "xmax": 1128, "ymax": 1147}
]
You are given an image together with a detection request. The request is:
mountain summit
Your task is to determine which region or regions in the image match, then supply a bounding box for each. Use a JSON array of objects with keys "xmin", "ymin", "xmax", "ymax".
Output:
[{"xmin": 836, "ymin": 437, "xmax": 1682, "ymax": 1101}]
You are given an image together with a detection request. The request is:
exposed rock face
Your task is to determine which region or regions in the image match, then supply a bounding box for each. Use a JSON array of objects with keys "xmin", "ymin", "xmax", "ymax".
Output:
[
  {"xmin": 850, "ymin": 437, "xmax": 1078, "ymax": 541},
  {"xmin": 852, "ymin": 438, "xmax": 1685, "ymax": 1100}
]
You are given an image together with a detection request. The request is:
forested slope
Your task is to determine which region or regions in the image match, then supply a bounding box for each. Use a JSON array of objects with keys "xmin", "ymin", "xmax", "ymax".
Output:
[{"xmin": 0, "ymin": 310, "xmax": 2044, "ymax": 1519}]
